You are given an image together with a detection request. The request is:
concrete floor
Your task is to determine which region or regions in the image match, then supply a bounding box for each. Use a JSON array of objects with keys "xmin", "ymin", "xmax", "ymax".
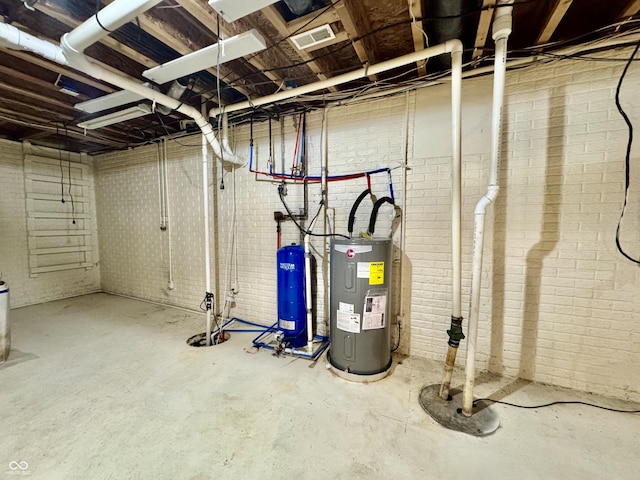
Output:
[{"xmin": 1, "ymin": 293, "xmax": 639, "ymax": 480}]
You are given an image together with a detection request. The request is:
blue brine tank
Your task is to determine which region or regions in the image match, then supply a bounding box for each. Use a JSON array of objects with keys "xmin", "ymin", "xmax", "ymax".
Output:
[{"xmin": 277, "ymin": 244, "xmax": 307, "ymax": 348}]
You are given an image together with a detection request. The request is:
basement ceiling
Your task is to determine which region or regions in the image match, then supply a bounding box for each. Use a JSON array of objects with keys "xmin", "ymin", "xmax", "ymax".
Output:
[{"xmin": 0, "ymin": 0, "xmax": 638, "ymax": 154}]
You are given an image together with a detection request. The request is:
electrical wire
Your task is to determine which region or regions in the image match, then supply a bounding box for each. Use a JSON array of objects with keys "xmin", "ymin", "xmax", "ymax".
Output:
[
  {"xmin": 474, "ymin": 398, "xmax": 640, "ymax": 413},
  {"xmin": 278, "ymin": 188, "xmax": 349, "ymax": 239},
  {"xmin": 64, "ymin": 125, "xmax": 76, "ymax": 225},
  {"xmin": 57, "ymin": 127, "xmax": 65, "ymax": 204},
  {"xmin": 236, "ymin": 0, "xmax": 343, "ymax": 74},
  {"xmin": 614, "ymin": 40, "xmax": 640, "ymax": 264}
]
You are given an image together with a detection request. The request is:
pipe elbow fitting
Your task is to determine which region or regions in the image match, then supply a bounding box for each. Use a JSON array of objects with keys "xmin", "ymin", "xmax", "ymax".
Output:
[
  {"xmin": 492, "ymin": 2, "xmax": 513, "ymax": 40},
  {"xmin": 445, "ymin": 38, "xmax": 464, "ymax": 55}
]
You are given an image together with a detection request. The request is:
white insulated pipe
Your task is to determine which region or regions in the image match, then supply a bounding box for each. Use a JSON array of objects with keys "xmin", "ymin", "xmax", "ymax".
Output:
[
  {"xmin": 0, "ymin": 22, "xmax": 68, "ymax": 65},
  {"xmin": 164, "ymin": 138, "xmax": 175, "ymax": 290},
  {"xmin": 62, "ymin": 0, "xmax": 163, "ymax": 54},
  {"xmin": 462, "ymin": 1, "xmax": 513, "ymax": 417},
  {"xmin": 209, "ymin": 40, "xmax": 464, "ymax": 118},
  {"xmin": 304, "ymin": 232, "xmax": 314, "ymax": 351},
  {"xmin": 202, "ymin": 129, "xmax": 214, "ymax": 346}
]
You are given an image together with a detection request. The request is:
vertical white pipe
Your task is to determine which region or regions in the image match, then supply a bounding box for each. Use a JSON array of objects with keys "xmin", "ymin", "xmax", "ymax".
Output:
[
  {"xmin": 438, "ymin": 47, "xmax": 463, "ymax": 400},
  {"xmin": 202, "ymin": 129, "xmax": 213, "ymax": 346},
  {"xmin": 157, "ymin": 142, "xmax": 165, "ymax": 229},
  {"xmin": 462, "ymin": 2, "xmax": 512, "ymax": 416},
  {"xmin": 304, "ymin": 233, "xmax": 314, "ymax": 350},
  {"xmin": 399, "ymin": 92, "xmax": 410, "ymax": 321},
  {"xmin": 451, "ymin": 49, "xmax": 463, "ymax": 321},
  {"xmin": 164, "ymin": 138, "xmax": 174, "ymax": 290}
]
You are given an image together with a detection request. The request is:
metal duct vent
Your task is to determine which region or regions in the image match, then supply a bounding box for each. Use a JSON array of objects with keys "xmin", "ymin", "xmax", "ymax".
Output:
[{"xmin": 291, "ymin": 24, "xmax": 335, "ymax": 50}]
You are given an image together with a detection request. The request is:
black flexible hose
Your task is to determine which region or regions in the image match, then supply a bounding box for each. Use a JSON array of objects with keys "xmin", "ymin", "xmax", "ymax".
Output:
[
  {"xmin": 368, "ymin": 196, "xmax": 394, "ymax": 235},
  {"xmin": 347, "ymin": 188, "xmax": 371, "ymax": 236}
]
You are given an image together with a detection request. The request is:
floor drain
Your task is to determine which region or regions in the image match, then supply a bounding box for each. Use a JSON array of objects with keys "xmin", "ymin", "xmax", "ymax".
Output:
[{"xmin": 186, "ymin": 331, "xmax": 230, "ymax": 347}]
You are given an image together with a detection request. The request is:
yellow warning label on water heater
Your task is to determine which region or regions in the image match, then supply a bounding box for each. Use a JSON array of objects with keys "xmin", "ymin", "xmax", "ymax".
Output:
[{"xmin": 369, "ymin": 262, "xmax": 384, "ymax": 285}]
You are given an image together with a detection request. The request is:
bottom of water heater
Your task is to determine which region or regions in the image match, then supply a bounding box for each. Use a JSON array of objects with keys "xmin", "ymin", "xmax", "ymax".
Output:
[{"xmin": 327, "ymin": 349, "xmax": 392, "ymax": 383}]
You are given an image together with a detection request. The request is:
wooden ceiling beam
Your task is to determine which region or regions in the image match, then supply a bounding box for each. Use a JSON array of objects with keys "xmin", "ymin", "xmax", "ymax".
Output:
[
  {"xmin": 101, "ymin": 0, "xmax": 245, "ymax": 102},
  {"xmin": 174, "ymin": 0, "xmax": 285, "ymax": 92},
  {"xmin": 35, "ymin": 0, "xmax": 157, "ymax": 69},
  {"xmin": 620, "ymin": 0, "xmax": 640, "ymax": 17},
  {"xmin": 261, "ymin": 5, "xmax": 339, "ymax": 91},
  {"xmin": 536, "ymin": 0, "xmax": 574, "ymax": 45},
  {"xmin": 0, "ymin": 63, "xmax": 76, "ymax": 101},
  {"xmin": 1, "ymin": 50, "xmax": 114, "ymax": 95},
  {"xmin": 0, "ymin": 107, "xmax": 123, "ymax": 147},
  {"xmin": 408, "ymin": 0, "xmax": 427, "ymax": 76},
  {"xmin": 286, "ymin": 8, "xmax": 340, "ymax": 33},
  {"xmin": 0, "ymin": 81, "xmax": 78, "ymax": 112},
  {"xmin": 473, "ymin": 0, "xmax": 497, "ymax": 59},
  {"xmin": 335, "ymin": 0, "xmax": 377, "ymax": 79}
]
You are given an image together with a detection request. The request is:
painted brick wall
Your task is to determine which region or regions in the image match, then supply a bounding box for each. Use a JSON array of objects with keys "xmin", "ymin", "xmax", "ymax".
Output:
[
  {"xmin": 94, "ymin": 49, "xmax": 640, "ymax": 400},
  {"xmin": 409, "ymin": 51, "xmax": 640, "ymax": 401},
  {"xmin": 0, "ymin": 140, "xmax": 100, "ymax": 308}
]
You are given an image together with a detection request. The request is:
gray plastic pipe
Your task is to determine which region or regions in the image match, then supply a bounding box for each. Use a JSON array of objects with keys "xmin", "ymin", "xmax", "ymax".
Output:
[{"xmin": 462, "ymin": 1, "xmax": 513, "ymax": 417}]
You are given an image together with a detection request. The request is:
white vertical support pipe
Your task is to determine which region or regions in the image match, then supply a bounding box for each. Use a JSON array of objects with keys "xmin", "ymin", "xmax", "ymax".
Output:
[
  {"xmin": 462, "ymin": 1, "xmax": 513, "ymax": 416},
  {"xmin": 304, "ymin": 232, "xmax": 314, "ymax": 351},
  {"xmin": 438, "ymin": 46, "xmax": 464, "ymax": 400},
  {"xmin": 164, "ymin": 138, "xmax": 174, "ymax": 290},
  {"xmin": 202, "ymin": 118, "xmax": 213, "ymax": 346},
  {"xmin": 451, "ymin": 49, "xmax": 463, "ymax": 325}
]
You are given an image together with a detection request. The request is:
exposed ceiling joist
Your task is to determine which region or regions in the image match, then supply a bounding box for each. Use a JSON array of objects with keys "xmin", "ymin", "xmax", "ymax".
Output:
[
  {"xmin": 261, "ymin": 5, "xmax": 339, "ymax": 92},
  {"xmin": 2, "ymin": 50, "xmax": 114, "ymax": 95},
  {"xmin": 286, "ymin": 7, "xmax": 340, "ymax": 33},
  {"xmin": 620, "ymin": 0, "xmax": 640, "ymax": 17},
  {"xmin": 408, "ymin": 0, "xmax": 427, "ymax": 76},
  {"xmin": 473, "ymin": 0, "xmax": 497, "ymax": 59},
  {"xmin": 0, "ymin": 106, "xmax": 122, "ymax": 147},
  {"xmin": 101, "ymin": 0, "xmax": 243, "ymax": 102},
  {"xmin": 34, "ymin": 0, "xmax": 157, "ymax": 69},
  {"xmin": 173, "ymin": 0, "xmax": 284, "ymax": 94},
  {"xmin": 334, "ymin": 2, "xmax": 377, "ymax": 81},
  {"xmin": 536, "ymin": 0, "xmax": 574, "ymax": 45}
]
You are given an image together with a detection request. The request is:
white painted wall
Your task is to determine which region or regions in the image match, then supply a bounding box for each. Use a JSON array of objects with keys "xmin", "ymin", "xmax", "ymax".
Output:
[
  {"xmin": 0, "ymin": 140, "xmax": 100, "ymax": 308},
  {"xmin": 27, "ymin": 46, "xmax": 640, "ymax": 402}
]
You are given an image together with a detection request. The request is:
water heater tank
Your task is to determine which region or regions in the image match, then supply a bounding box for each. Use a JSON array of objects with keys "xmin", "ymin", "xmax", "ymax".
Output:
[
  {"xmin": 328, "ymin": 238, "xmax": 392, "ymax": 381},
  {"xmin": 277, "ymin": 244, "xmax": 307, "ymax": 348}
]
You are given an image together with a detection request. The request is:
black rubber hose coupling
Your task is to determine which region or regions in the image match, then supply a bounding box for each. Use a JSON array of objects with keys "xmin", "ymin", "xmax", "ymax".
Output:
[{"xmin": 446, "ymin": 316, "xmax": 465, "ymax": 348}]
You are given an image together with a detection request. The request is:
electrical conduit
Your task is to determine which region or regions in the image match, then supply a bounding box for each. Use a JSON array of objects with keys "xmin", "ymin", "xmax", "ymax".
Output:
[{"xmin": 461, "ymin": 1, "xmax": 513, "ymax": 416}]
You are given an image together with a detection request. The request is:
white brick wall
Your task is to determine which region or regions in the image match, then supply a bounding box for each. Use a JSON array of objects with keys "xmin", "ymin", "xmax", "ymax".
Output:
[
  {"xmin": 0, "ymin": 140, "xmax": 100, "ymax": 308},
  {"xmin": 92, "ymin": 47, "xmax": 640, "ymax": 401},
  {"xmin": 410, "ymin": 51, "xmax": 640, "ymax": 401}
]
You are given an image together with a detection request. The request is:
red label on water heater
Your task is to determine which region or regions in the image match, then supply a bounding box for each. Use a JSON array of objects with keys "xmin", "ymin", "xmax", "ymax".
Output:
[{"xmin": 346, "ymin": 249, "xmax": 356, "ymax": 258}]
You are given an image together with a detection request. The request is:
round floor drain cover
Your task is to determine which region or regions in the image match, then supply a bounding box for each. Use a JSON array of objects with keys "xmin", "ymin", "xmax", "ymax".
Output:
[{"xmin": 186, "ymin": 331, "xmax": 230, "ymax": 347}]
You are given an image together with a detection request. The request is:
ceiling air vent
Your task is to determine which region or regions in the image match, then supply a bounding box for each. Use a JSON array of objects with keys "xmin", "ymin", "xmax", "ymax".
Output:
[{"xmin": 290, "ymin": 24, "xmax": 335, "ymax": 50}]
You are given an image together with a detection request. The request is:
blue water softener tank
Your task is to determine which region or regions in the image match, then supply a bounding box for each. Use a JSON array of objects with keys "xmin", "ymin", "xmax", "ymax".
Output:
[{"xmin": 277, "ymin": 244, "xmax": 307, "ymax": 348}]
